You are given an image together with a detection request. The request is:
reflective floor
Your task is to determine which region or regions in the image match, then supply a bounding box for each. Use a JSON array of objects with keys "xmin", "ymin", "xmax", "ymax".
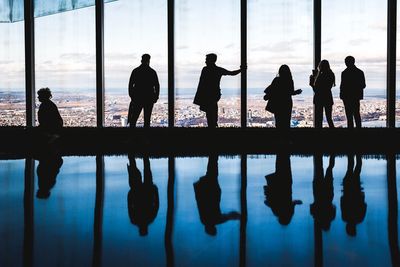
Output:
[{"xmin": 0, "ymin": 154, "xmax": 399, "ymax": 267}]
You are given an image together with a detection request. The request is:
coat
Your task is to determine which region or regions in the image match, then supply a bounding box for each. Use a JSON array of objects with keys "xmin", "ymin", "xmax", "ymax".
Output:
[
  {"xmin": 128, "ymin": 64, "xmax": 160, "ymax": 104},
  {"xmin": 194, "ymin": 66, "xmax": 229, "ymax": 111},
  {"xmin": 264, "ymin": 77, "xmax": 295, "ymax": 114},
  {"xmin": 313, "ymin": 71, "xmax": 335, "ymax": 106},
  {"xmin": 340, "ymin": 66, "xmax": 366, "ymax": 101}
]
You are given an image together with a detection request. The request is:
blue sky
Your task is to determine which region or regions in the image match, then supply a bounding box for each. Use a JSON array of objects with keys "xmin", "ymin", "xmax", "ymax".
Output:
[{"xmin": 0, "ymin": 0, "xmax": 391, "ymax": 95}]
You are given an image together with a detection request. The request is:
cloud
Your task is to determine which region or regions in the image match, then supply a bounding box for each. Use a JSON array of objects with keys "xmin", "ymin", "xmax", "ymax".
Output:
[
  {"xmin": 176, "ymin": 45, "xmax": 189, "ymax": 50},
  {"xmin": 348, "ymin": 38, "xmax": 370, "ymax": 46}
]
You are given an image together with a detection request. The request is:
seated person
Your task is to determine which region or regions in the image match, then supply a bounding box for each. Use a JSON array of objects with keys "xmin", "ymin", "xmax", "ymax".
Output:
[{"xmin": 37, "ymin": 87, "xmax": 63, "ymax": 133}]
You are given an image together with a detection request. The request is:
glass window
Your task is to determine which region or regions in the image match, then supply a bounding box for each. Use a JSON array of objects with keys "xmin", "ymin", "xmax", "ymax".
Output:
[
  {"xmin": 35, "ymin": 6, "xmax": 96, "ymax": 127},
  {"xmin": 322, "ymin": 0, "xmax": 387, "ymax": 127},
  {"xmin": 0, "ymin": 13, "xmax": 26, "ymax": 126},
  {"xmin": 104, "ymin": 0, "xmax": 168, "ymax": 127},
  {"xmin": 248, "ymin": 0, "xmax": 313, "ymax": 127},
  {"xmin": 175, "ymin": 0, "xmax": 241, "ymax": 127}
]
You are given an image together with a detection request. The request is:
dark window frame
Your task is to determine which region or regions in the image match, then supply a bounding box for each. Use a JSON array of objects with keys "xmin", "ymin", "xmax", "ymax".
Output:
[{"xmin": 21, "ymin": 0, "xmax": 396, "ymax": 128}]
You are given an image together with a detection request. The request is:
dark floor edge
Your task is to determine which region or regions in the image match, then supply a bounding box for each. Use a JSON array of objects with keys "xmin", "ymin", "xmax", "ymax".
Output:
[{"xmin": 0, "ymin": 127, "xmax": 399, "ymax": 158}]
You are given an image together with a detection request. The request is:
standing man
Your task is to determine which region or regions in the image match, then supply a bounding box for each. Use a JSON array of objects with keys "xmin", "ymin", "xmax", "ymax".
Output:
[
  {"xmin": 340, "ymin": 56, "xmax": 366, "ymax": 128},
  {"xmin": 193, "ymin": 53, "xmax": 242, "ymax": 128},
  {"xmin": 128, "ymin": 54, "xmax": 160, "ymax": 128}
]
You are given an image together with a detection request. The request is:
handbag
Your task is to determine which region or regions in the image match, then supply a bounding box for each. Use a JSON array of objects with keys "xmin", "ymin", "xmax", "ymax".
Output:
[{"xmin": 264, "ymin": 84, "xmax": 275, "ymax": 113}]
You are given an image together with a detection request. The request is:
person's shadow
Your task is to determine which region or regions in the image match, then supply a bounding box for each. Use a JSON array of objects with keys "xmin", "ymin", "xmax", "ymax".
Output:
[
  {"xmin": 340, "ymin": 154, "xmax": 366, "ymax": 236},
  {"xmin": 127, "ymin": 155, "xmax": 159, "ymax": 236},
  {"xmin": 310, "ymin": 154, "xmax": 336, "ymax": 231},
  {"xmin": 194, "ymin": 155, "xmax": 240, "ymax": 236},
  {"xmin": 264, "ymin": 153, "xmax": 302, "ymax": 225},
  {"xmin": 36, "ymin": 155, "xmax": 63, "ymax": 199}
]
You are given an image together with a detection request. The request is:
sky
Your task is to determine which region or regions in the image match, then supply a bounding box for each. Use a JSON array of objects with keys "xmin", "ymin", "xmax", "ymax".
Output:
[{"xmin": 0, "ymin": 0, "xmax": 393, "ymax": 96}]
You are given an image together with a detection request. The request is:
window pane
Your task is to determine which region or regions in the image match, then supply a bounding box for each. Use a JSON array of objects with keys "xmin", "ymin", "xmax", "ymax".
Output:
[
  {"xmin": 35, "ymin": 6, "xmax": 96, "ymax": 127},
  {"xmin": 105, "ymin": 0, "xmax": 168, "ymax": 127},
  {"xmin": 0, "ymin": 18, "xmax": 26, "ymax": 126},
  {"xmin": 322, "ymin": 0, "xmax": 387, "ymax": 127},
  {"xmin": 175, "ymin": 0, "xmax": 241, "ymax": 127},
  {"xmin": 248, "ymin": 0, "xmax": 313, "ymax": 127}
]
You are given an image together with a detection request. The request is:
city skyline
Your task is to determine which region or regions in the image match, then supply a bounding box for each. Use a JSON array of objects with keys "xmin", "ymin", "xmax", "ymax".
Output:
[{"xmin": 0, "ymin": 0, "xmax": 393, "ymax": 89}]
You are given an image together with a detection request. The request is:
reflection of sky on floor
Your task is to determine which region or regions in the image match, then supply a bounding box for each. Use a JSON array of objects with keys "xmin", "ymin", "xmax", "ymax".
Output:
[{"xmin": 0, "ymin": 155, "xmax": 397, "ymax": 266}]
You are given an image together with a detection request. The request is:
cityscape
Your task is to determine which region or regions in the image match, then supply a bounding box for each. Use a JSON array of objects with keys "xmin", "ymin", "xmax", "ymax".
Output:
[{"xmin": 0, "ymin": 89, "xmax": 398, "ymax": 128}]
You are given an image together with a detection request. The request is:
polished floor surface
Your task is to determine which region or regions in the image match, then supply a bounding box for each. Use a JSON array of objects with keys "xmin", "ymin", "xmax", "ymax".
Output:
[{"xmin": 0, "ymin": 154, "xmax": 398, "ymax": 267}]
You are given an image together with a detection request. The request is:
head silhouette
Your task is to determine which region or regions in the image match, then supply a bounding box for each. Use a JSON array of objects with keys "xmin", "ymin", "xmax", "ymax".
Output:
[
  {"xmin": 139, "ymin": 224, "xmax": 149, "ymax": 236},
  {"xmin": 345, "ymin": 56, "xmax": 355, "ymax": 67},
  {"xmin": 205, "ymin": 53, "xmax": 217, "ymax": 66},
  {"xmin": 318, "ymin": 60, "xmax": 331, "ymax": 73},
  {"xmin": 278, "ymin": 64, "xmax": 293, "ymax": 81},
  {"xmin": 346, "ymin": 223, "xmax": 356, "ymax": 236},
  {"xmin": 36, "ymin": 189, "xmax": 51, "ymax": 199},
  {"xmin": 141, "ymin": 54, "xmax": 151, "ymax": 66},
  {"xmin": 205, "ymin": 224, "xmax": 217, "ymax": 236},
  {"xmin": 37, "ymin": 87, "xmax": 52, "ymax": 103}
]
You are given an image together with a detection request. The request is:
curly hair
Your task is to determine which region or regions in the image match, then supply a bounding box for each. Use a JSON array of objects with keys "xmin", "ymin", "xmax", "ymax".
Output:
[{"xmin": 37, "ymin": 87, "xmax": 52, "ymax": 100}]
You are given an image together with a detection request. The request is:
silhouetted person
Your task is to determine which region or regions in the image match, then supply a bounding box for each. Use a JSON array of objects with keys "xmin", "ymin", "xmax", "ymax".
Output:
[
  {"xmin": 128, "ymin": 54, "xmax": 160, "ymax": 128},
  {"xmin": 341, "ymin": 154, "xmax": 366, "ymax": 236},
  {"xmin": 264, "ymin": 65, "xmax": 302, "ymax": 129},
  {"xmin": 127, "ymin": 155, "xmax": 159, "ymax": 236},
  {"xmin": 340, "ymin": 56, "xmax": 366, "ymax": 128},
  {"xmin": 194, "ymin": 155, "xmax": 240, "ymax": 235},
  {"xmin": 310, "ymin": 154, "xmax": 336, "ymax": 231},
  {"xmin": 310, "ymin": 60, "xmax": 336, "ymax": 128},
  {"xmin": 264, "ymin": 153, "xmax": 302, "ymax": 225},
  {"xmin": 193, "ymin": 54, "xmax": 243, "ymax": 128},
  {"xmin": 36, "ymin": 155, "xmax": 63, "ymax": 199},
  {"xmin": 37, "ymin": 87, "xmax": 63, "ymax": 133}
]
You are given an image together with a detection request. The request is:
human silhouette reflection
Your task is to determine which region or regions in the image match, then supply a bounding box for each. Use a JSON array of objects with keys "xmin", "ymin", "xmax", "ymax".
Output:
[
  {"xmin": 310, "ymin": 154, "xmax": 336, "ymax": 231},
  {"xmin": 36, "ymin": 155, "xmax": 63, "ymax": 199},
  {"xmin": 127, "ymin": 155, "xmax": 159, "ymax": 236},
  {"xmin": 194, "ymin": 155, "xmax": 240, "ymax": 235},
  {"xmin": 341, "ymin": 154, "xmax": 366, "ymax": 236},
  {"xmin": 264, "ymin": 153, "xmax": 302, "ymax": 225}
]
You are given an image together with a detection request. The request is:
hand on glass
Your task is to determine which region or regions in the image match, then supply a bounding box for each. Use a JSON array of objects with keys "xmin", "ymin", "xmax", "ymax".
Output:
[{"xmin": 294, "ymin": 89, "xmax": 302, "ymax": 95}]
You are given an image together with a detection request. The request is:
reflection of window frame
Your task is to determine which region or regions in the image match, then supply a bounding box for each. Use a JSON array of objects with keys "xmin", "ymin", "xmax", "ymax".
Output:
[{"xmin": 20, "ymin": 0, "xmax": 397, "ymax": 128}]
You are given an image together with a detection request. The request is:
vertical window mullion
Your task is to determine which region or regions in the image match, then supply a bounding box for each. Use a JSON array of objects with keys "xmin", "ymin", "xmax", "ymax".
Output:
[
  {"xmin": 387, "ymin": 0, "xmax": 396, "ymax": 128},
  {"xmin": 96, "ymin": 0, "xmax": 105, "ymax": 128},
  {"xmin": 168, "ymin": 0, "xmax": 175, "ymax": 128},
  {"xmin": 241, "ymin": 0, "xmax": 247, "ymax": 128},
  {"xmin": 313, "ymin": 0, "xmax": 321, "ymax": 128},
  {"xmin": 24, "ymin": 0, "xmax": 35, "ymax": 127}
]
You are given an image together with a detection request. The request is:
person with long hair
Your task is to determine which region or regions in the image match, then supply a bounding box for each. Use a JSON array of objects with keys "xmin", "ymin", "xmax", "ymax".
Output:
[
  {"xmin": 310, "ymin": 60, "xmax": 336, "ymax": 128},
  {"xmin": 264, "ymin": 65, "xmax": 302, "ymax": 129}
]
